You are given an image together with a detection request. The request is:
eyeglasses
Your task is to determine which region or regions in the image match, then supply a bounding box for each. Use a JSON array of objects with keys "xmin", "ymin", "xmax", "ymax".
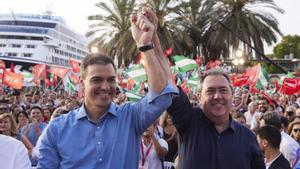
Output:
[{"xmin": 293, "ymin": 128, "xmax": 300, "ymax": 132}]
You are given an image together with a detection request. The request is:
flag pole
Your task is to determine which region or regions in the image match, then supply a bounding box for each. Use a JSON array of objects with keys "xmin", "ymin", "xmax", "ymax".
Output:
[{"xmin": 52, "ymin": 77, "xmax": 64, "ymax": 91}]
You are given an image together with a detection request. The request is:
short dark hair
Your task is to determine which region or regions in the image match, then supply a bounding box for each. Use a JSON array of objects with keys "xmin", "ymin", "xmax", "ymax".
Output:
[
  {"xmin": 260, "ymin": 112, "xmax": 282, "ymax": 130},
  {"xmin": 280, "ymin": 116, "xmax": 289, "ymax": 129},
  {"xmin": 198, "ymin": 68, "xmax": 233, "ymax": 94},
  {"xmin": 259, "ymin": 97, "xmax": 269, "ymax": 104},
  {"xmin": 80, "ymin": 53, "xmax": 116, "ymax": 79},
  {"xmin": 30, "ymin": 106, "xmax": 43, "ymax": 113},
  {"xmin": 256, "ymin": 125, "xmax": 281, "ymax": 149}
]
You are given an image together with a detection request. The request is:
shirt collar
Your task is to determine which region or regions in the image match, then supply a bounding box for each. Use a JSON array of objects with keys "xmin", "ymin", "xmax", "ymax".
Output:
[
  {"xmin": 202, "ymin": 113, "xmax": 236, "ymax": 132},
  {"xmin": 75, "ymin": 102, "xmax": 118, "ymax": 120}
]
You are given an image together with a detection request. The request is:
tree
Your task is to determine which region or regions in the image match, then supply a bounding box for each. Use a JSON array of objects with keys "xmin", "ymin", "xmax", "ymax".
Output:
[
  {"xmin": 141, "ymin": 0, "xmax": 191, "ymax": 56},
  {"xmin": 273, "ymin": 35, "xmax": 300, "ymax": 59},
  {"xmin": 203, "ymin": 0, "xmax": 284, "ymax": 61},
  {"xmin": 87, "ymin": 0, "xmax": 137, "ymax": 66}
]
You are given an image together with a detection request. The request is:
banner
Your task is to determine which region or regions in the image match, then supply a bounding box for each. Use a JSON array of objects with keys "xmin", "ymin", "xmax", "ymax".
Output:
[
  {"xmin": 281, "ymin": 78, "xmax": 300, "ymax": 95},
  {"xmin": 49, "ymin": 66, "xmax": 70, "ymax": 79},
  {"xmin": 69, "ymin": 59, "xmax": 80, "ymax": 73},
  {"xmin": 3, "ymin": 70, "xmax": 23, "ymax": 89}
]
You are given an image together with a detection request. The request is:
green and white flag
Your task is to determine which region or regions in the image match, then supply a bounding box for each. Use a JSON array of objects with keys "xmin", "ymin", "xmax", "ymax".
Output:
[
  {"xmin": 172, "ymin": 55, "xmax": 197, "ymax": 73},
  {"xmin": 187, "ymin": 72, "xmax": 199, "ymax": 88},
  {"xmin": 256, "ymin": 65, "xmax": 269, "ymax": 90},
  {"xmin": 125, "ymin": 64, "xmax": 147, "ymax": 82},
  {"xmin": 67, "ymin": 75, "xmax": 76, "ymax": 92},
  {"xmin": 171, "ymin": 66, "xmax": 180, "ymax": 74},
  {"xmin": 125, "ymin": 91, "xmax": 142, "ymax": 102}
]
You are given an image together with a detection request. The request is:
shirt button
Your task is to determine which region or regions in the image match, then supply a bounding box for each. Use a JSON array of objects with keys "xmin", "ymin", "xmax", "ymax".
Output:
[
  {"xmin": 99, "ymin": 158, "xmax": 103, "ymax": 161},
  {"xmin": 97, "ymin": 127, "xmax": 100, "ymax": 129},
  {"xmin": 98, "ymin": 141, "xmax": 101, "ymax": 145}
]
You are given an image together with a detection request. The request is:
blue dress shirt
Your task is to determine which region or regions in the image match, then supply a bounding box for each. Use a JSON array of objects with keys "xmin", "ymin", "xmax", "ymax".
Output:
[{"xmin": 37, "ymin": 83, "xmax": 177, "ymax": 169}]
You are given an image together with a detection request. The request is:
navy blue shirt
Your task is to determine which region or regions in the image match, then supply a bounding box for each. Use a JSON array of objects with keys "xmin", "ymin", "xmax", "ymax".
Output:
[{"xmin": 167, "ymin": 88, "xmax": 265, "ymax": 169}]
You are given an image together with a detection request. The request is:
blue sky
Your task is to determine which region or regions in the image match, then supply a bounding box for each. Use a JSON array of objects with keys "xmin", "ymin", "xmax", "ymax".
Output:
[{"xmin": 0, "ymin": 0, "xmax": 299, "ymax": 54}]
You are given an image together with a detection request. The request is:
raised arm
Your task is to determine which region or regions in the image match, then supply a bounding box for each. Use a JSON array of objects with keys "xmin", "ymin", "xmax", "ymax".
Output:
[
  {"xmin": 130, "ymin": 8, "xmax": 177, "ymax": 135},
  {"xmin": 131, "ymin": 7, "xmax": 166, "ymax": 93}
]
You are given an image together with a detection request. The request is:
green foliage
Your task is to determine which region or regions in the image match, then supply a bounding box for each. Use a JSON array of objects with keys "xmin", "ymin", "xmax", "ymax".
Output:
[
  {"xmin": 273, "ymin": 35, "xmax": 300, "ymax": 59},
  {"xmin": 87, "ymin": 0, "xmax": 285, "ymax": 66}
]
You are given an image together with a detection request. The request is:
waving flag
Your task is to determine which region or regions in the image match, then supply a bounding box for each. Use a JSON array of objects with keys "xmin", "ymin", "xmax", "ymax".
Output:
[
  {"xmin": 125, "ymin": 64, "xmax": 147, "ymax": 82},
  {"xmin": 32, "ymin": 64, "xmax": 47, "ymax": 79},
  {"xmin": 125, "ymin": 91, "xmax": 142, "ymax": 102},
  {"xmin": 232, "ymin": 75, "xmax": 249, "ymax": 87},
  {"xmin": 244, "ymin": 64, "xmax": 261, "ymax": 86},
  {"xmin": 256, "ymin": 64, "xmax": 269, "ymax": 90},
  {"xmin": 172, "ymin": 55, "xmax": 197, "ymax": 73},
  {"xmin": 69, "ymin": 59, "xmax": 80, "ymax": 73},
  {"xmin": 3, "ymin": 70, "xmax": 23, "ymax": 89},
  {"xmin": 281, "ymin": 78, "xmax": 300, "ymax": 95},
  {"xmin": 69, "ymin": 72, "xmax": 80, "ymax": 84},
  {"xmin": 49, "ymin": 66, "xmax": 70, "ymax": 79}
]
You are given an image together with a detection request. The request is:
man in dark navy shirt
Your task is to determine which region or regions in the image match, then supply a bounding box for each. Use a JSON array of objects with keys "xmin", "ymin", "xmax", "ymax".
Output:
[
  {"xmin": 167, "ymin": 69, "xmax": 265, "ymax": 169},
  {"xmin": 144, "ymin": 9, "xmax": 265, "ymax": 169}
]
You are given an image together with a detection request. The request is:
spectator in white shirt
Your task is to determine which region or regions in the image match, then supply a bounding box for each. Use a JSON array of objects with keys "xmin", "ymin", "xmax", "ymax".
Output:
[
  {"xmin": 244, "ymin": 101, "xmax": 258, "ymax": 126},
  {"xmin": 260, "ymin": 112, "xmax": 299, "ymax": 166},
  {"xmin": 139, "ymin": 123, "xmax": 168, "ymax": 169},
  {"xmin": 0, "ymin": 134, "xmax": 31, "ymax": 169}
]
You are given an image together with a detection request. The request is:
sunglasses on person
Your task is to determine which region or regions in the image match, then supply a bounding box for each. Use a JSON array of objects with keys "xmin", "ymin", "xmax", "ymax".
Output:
[
  {"xmin": 293, "ymin": 128, "xmax": 300, "ymax": 132},
  {"xmin": 287, "ymin": 111, "xmax": 294, "ymax": 116}
]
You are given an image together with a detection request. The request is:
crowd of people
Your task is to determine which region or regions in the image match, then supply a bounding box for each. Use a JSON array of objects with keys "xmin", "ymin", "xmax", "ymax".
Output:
[{"xmin": 0, "ymin": 7, "xmax": 300, "ymax": 169}]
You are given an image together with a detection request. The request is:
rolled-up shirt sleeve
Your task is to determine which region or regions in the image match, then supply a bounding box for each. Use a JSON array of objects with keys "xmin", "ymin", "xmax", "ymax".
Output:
[{"xmin": 134, "ymin": 81, "xmax": 178, "ymax": 135}]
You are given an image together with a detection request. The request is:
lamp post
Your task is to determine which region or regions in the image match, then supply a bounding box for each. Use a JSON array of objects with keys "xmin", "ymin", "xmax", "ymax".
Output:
[{"xmin": 232, "ymin": 49, "xmax": 245, "ymax": 74}]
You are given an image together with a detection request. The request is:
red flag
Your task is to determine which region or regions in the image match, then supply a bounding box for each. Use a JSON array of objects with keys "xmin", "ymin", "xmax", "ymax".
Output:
[
  {"xmin": 10, "ymin": 63, "xmax": 15, "ymax": 73},
  {"xmin": 0, "ymin": 60, "xmax": 5, "ymax": 69},
  {"xmin": 232, "ymin": 75, "xmax": 249, "ymax": 87},
  {"xmin": 69, "ymin": 59, "xmax": 80, "ymax": 73},
  {"xmin": 164, "ymin": 48, "xmax": 173, "ymax": 57},
  {"xmin": 249, "ymin": 85, "xmax": 260, "ymax": 94},
  {"xmin": 44, "ymin": 78, "xmax": 53, "ymax": 87},
  {"xmin": 274, "ymin": 80, "xmax": 281, "ymax": 92},
  {"xmin": 281, "ymin": 78, "xmax": 300, "ymax": 95},
  {"xmin": 244, "ymin": 64, "xmax": 261, "ymax": 86},
  {"xmin": 32, "ymin": 64, "xmax": 47, "ymax": 79},
  {"xmin": 48, "ymin": 66, "xmax": 70, "ymax": 79},
  {"xmin": 206, "ymin": 60, "xmax": 222, "ymax": 70},
  {"xmin": 69, "ymin": 72, "xmax": 80, "ymax": 84},
  {"xmin": 261, "ymin": 91, "xmax": 273, "ymax": 104},
  {"xmin": 3, "ymin": 70, "xmax": 23, "ymax": 89}
]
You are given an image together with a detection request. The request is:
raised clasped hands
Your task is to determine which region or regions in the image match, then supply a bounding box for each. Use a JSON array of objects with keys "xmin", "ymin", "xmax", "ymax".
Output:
[{"xmin": 131, "ymin": 7, "xmax": 155, "ymax": 47}]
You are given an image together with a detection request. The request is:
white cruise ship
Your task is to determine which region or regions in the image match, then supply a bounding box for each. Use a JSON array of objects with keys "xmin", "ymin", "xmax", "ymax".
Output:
[{"xmin": 0, "ymin": 13, "xmax": 88, "ymax": 68}]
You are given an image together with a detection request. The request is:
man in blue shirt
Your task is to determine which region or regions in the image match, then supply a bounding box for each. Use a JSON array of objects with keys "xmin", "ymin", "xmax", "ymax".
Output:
[{"xmin": 37, "ymin": 7, "xmax": 177, "ymax": 169}]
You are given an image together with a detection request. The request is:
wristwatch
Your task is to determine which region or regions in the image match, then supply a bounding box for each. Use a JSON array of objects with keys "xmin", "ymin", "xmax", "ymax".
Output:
[{"xmin": 138, "ymin": 44, "xmax": 154, "ymax": 52}]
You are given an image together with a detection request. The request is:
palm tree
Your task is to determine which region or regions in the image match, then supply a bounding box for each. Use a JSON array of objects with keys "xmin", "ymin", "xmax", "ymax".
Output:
[
  {"xmin": 87, "ymin": 0, "xmax": 137, "ymax": 66},
  {"xmin": 203, "ymin": 0, "xmax": 284, "ymax": 61},
  {"xmin": 174, "ymin": 0, "xmax": 213, "ymax": 58},
  {"xmin": 140, "ymin": 0, "xmax": 192, "ymax": 55}
]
